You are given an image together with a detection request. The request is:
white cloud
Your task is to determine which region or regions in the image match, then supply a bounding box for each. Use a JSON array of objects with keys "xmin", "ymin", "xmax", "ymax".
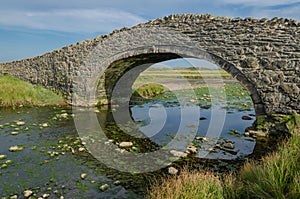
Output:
[
  {"xmin": 218, "ymin": 0, "xmax": 300, "ymax": 6},
  {"xmin": 0, "ymin": 8, "xmax": 146, "ymax": 33},
  {"xmin": 251, "ymin": 5, "xmax": 300, "ymax": 20}
]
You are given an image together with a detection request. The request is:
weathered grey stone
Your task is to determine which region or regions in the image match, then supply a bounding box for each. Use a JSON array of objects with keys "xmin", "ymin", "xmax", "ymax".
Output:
[{"xmin": 0, "ymin": 14, "xmax": 299, "ymax": 115}]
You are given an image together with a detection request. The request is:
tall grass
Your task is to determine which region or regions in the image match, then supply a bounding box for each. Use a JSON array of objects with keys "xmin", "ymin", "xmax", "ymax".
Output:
[
  {"xmin": 147, "ymin": 168, "xmax": 225, "ymax": 199},
  {"xmin": 236, "ymin": 126, "xmax": 300, "ymax": 199},
  {"xmin": 0, "ymin": 74, "xmax": 64, "ymax": 107},
  {"xmin": 147, "ymin": 115, "xmax": 300, "ymax": 199}
]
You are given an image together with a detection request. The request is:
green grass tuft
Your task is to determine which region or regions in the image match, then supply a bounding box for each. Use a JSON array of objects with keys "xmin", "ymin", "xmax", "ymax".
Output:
[
  {"xmin": 132, "ymin": 83, "xmax": 167, "ymax": 99},
  {"xmin": 0, "ymin": 74, "xmax": 65, "ymax": 107}
]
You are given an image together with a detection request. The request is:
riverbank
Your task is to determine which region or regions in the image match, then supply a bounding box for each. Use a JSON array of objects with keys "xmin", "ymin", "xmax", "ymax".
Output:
[
  {"xmin": 0, "ymin": 74, "xmax": 66, "ymax": 107},
  {"xmin": 147, "ymin": 114, "xmax": 300, "ymax": 199}
]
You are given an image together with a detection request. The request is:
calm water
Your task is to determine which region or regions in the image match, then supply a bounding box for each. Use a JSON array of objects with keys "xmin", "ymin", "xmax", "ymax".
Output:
[{"xmin": 0, "ymin": 87, "xmax": 256, "ymax": 198}]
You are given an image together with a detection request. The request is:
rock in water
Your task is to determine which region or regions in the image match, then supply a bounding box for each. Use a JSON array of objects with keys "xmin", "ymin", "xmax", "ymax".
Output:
[
  {"xmin": 223, "ymin": 143, "xmax": 234, "ymax": 149},
  {"xmin": 242, "ymin": 116, "xmax": 252, "ymax": 120},
  {"xmin": 23, "ymin": 190, "xmax": 33, "ymax": 198},
  {"xmin": 186, "ymin": 145, "xmax": 197, "ymax": 154},
  {"xmin": 100, "ymin": 184, "xmax": 110, "ymax": 191}
]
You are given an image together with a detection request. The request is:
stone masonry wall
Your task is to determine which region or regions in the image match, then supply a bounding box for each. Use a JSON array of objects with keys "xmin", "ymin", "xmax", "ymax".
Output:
[{"xmin": 0, "ymin": 14, "xmax": 299, "ymax": 115}]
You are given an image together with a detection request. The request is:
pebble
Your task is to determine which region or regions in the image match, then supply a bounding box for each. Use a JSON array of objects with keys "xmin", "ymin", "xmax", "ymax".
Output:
[
  {"xmin": 168, "ymin": 167, "xmax": 178, "ymax": 175},
  {"xmin": 223, "ymin": 143, "xmax": 235, "ymax": 149},
  {"xmin": 23, "ymin": 190, "xmax": 33, "ymax": 198},
  {"xmin": 10, "ymin": 131, "xmax": 19, "ymax": 135},
  {"xmin": 99, "ymin": 184, "xmax": 110, "ymax": 191},
  {"xmin": 119, "ymin": 142, "xmax": 133, "ymax": 148},
  {"xmin": 78, "ymin": 147, "xmax": 85, "ymax": 152},
  {"xmin": 41, "ymin": 123, "xmax": 48, "ymax": 127},
  {"xmin": 0, "ymin": 154, "xmax": 7, "ymax": 160},
  {"xmin": 81, "ymin": 173, "xmax": 87, "ymax": 179},
  {"xmin": 16, "ymin": 121, "xmax": 25, "ymax": 126},
  {"xmin": 9, "ymin": 145, "xmax": 24, "ymax": 152},
  {"xmin": 113, "ymin": 180, "xmax": 121, "ymax": 185},
  {"xmin": 195, "ymin": 136, "xmax": 208, "ymax": 141},
  {"xmin": 10, "ymin": 195, "xmax": 18, "ymax": 199},
  {"xmin": 42, "ymin": 193, "xmax": 50, "ymax": 198}
]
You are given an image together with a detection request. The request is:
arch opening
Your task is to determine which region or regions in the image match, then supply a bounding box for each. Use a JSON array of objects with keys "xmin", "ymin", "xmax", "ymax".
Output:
[
  {"xmin": 96, "ymin": 51, "xmax": 265, "ymax": 117},
  {"xmin": 94, "ymin": 52, "xmax": 263, "ymax": 159}
]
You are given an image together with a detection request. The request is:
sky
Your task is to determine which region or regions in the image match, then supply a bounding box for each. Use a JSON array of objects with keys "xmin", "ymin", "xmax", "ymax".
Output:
[{"xmin": 0, "ymin": 0, "xmax": 299, "ymax": 63}]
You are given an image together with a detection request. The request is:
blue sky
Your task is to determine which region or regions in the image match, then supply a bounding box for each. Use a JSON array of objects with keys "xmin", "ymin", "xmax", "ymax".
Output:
[{"xmin": 1, "ymin": 0, "xmax": 299, "ymax": 63}]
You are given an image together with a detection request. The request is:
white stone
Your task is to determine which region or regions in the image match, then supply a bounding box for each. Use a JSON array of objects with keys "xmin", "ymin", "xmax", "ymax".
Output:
[
  {"xmin": 41, "ymin": 123, "xmax": 48, "ymax": 127},
  {"xmin": 168, "ymin": 167, "xmax": 178, "ymax": 175},
  {"xmin": 100, "ymin": 184, "xmax": 110, "ymax": 191},
  {"xmin": 0, "ymin": 154, "xmax": 7, "ymax": 160},
  {"xmin": 16, "ymin": 121, "xmax": 25, "ymax": 126},
  {"xmin": 23, "ymin": 190, "xmax": 33, "ymax": 198},
  {"xmin": 10, "ymin": 131, "xmax": 19, "ymax": 135},
  {"xmin": 81, "ymin": 173, "xmax": 87, "ymax": 179},
  {"xmin": 9, "ymin": 145, "xmax": 24, "ymax": 152},
  {"xmin": 119, "ymin": 142, "xmax": 133, "ymax": 148}
]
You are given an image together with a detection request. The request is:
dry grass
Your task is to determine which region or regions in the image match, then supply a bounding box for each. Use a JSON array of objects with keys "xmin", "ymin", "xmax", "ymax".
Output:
[{"xmin": 147, "ymin": 168, "xmax": 225, "ymax": 199}]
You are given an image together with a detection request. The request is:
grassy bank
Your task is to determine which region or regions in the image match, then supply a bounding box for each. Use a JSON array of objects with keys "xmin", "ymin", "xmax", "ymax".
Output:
[
  {"xmin": 0, "ymin": 74, "xmax": 65, "ymax": 107},
  {"xmin": 147, "ymin": 114, "xmax": 300, "ymax": 199}
]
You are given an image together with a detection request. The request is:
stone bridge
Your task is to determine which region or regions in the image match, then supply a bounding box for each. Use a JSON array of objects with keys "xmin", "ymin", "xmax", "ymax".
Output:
[{"xmin": 0, "ymin": 14, "xmax": 299, "ymax": 116}]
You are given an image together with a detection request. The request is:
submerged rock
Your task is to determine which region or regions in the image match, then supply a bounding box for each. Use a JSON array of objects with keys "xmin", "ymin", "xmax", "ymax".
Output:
[
  {"xmin": 222, "ymin": 147, "xmax": 238, "ymax": 155},
  {"xmin": 223, "ymin": 143, "xmax": 234, "ymax": 149},
  {"xmin": 242, "ymin": 115, "xmax": 252, "ymax": 120}
]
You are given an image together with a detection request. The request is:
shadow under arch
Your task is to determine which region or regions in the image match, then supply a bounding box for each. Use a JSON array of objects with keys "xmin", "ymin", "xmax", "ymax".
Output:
[{"xmin": 96, "ymin": 46, "xmax": 266, "ymax": 116}]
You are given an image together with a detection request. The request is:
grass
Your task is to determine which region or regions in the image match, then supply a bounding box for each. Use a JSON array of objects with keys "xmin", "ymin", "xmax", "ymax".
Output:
[
  {"xmin": 147, "ymin": 114, "xmax": 300, "ymax": 199},
  {"xmin": 0, "ymin": 74, "xmax": 65, "ymax": 107},
  {"xmin": 147, "ymin": 168, "xmax": 225, "ymax": 199},
  {"xmin": 132, "ymin": 83, "xmax": 167, "ymax": 99}
]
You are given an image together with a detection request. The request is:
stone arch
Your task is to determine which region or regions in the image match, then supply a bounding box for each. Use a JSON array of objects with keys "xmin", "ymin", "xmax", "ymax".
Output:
[
  {"xmin": 90, "ymin": 45, "xmax": 265, "ymax": 116},
  {"xmin": 1, "ymin": 14, "xmax": 299, "ymax": 115}
]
